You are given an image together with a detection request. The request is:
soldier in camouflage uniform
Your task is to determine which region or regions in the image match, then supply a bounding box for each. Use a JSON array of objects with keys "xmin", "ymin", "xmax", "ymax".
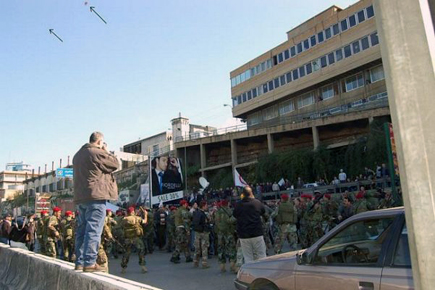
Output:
[
  {"xmin": 192, "ymin": 201, "xmax": 211, "ymax": 269},
  {"xmin": 45, "ymin": 207, "xmax": 62, "ymax": 258},
  {"xmin": 36, "ymin": 210, "xmax": 49, "ymax": 255},
  {"xmin": 321, "ymin": 194, "xmax": 339, "ymax": 232},
  {"xmin": 262, "ymin": 204, "xmax": 273, "ymax": 250},
  {"xmin": 104, "ymin": 209, "xmax": 117, "ymax": 259},
  {"xmin": 274, "ymin": 194, "xmax": 298, "ymax": 254},
  {"xmin": 96, "ymin": 213, "xmax": 113, "ymax": 272},
  {"xmin": 166, "ymin": 206, "xmax": 177, "ymax": 252},
  {"xmin": 378, "ymin": 191, "xmax": 395, "ymax": 209},
  {"xmin": 306, "ymin": 202, "xmax": 323, "ymax": 247},
  {"xmin": 142, "ymin": 207, "xmax": 155, "ymax": 255},
  {"xmin": 121, "ymin": 207, "xmax": 148, "ymax": 274},
  {"xmin": 170, "ymin": 200, "xmax": 193, "ymax": 263},
  {"xmin": 60, "ymin": 210, "xmax": 75, "ymax": 262},
  {"xmin": 298, "ymin": 194, "xmax": 312, "ymax": 248},
  {"xmin": 112, "ymin": 210, "xmax": 125, "ymax": 258},
  {"xmin": 354, "ymin": 191, "xmax": 370, "ymax": 214},
  {"xmin": 215, "ymin": 200, "xmax": 237, "ymax": 273}
]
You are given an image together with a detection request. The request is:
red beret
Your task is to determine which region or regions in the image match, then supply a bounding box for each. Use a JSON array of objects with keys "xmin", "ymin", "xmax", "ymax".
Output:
[
  {"xmin": 324, "ymin": 194, "xmax": 332, "ymax": 199},
  {"xmin": 65, "ymin": 211, "xmax": 73, "ymax": 216},
  {"xmin": 115, "ymin": 210, "xmax": 123, "ymax": 216},
  {"xmin": 301, "ymin": 194, "xmax": 312, "ymax": 199},
  {"xmin": 106, "ymin": 209, "xmax": 112, "ymax": 212},
  {"xmin": 53, "ymin": 207, "xmax": 62, "ymax": 213},
  {"xmin": 356, "ymin": 192, "xmax": 365, "ymax": 200},
  {"xmin": 221, "ymin": 200, "xmax": 229, "ymax": 207},
  {"xmin": 180, "ymin": 200, "xmax": 188, "ymax": 206},
  {"xmin": 127, "ymin": 207, "xmax": 135, "ymax": 213},
  {"xmin": 281, "ymin": 194, "xmax": 289, "ymax": 201},
  {"xmin": 40, "ymin": 210, "xmax": 48, "ymax": 215},
  {"xmin": 170, "ymin": 206, "xmax": 177, "ymax": 211}
]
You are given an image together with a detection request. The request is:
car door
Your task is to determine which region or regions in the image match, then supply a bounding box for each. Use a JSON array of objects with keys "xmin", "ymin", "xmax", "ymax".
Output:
[
  {"xmin": 295, "ymin": 216, "xmax": 398, "ymax": 290},
  {"xmin": 380, "ymin": 218, "xmax": 414, "ymax": 290}
]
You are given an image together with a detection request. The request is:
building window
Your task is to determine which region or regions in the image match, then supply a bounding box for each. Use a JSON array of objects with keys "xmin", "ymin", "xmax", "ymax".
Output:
[
  {"xmin": 279, "ymin": 100, "xmax": 295, "ymax": 115},
  {"xmin": 318, "ymin": 31, "xmax": 324, "ymax": 43},
  {"xmin": 258, "ymin": 85, "xmax": 263, "ymax": 96},
  {"xmin": 247, "ymin": 90, "xmax": 252, "ymax": 100},
  {"xmin": 252, "ymin": 88, "xmax": 257, "ymax": 98},
  {"xmin": 345, "ymin": 73, "xmax": 364, "ymax": 92},
  {"xmin": 298, "ymin": 92, "xmax": 315, "ymax": 108},
  {"xmin": 248, "ymin": 112, "xmax": 262, "ymax": 126},
  {"xmin": 231, "ymin": 78, "xmax": 236, "ymax": 88},
  {"xmin": 310, "ymin": 35, "xmax": 317, "ymax": 47},
  {"xmin": 298, "ymin": 66, "xmax": 304, "ymax": 77},
  {"xmin": 328, "ymin": 52, "xmax": 335, "ymax": 65},
  {"xmin": 232, "ymin": 98, "xmax": 237, "ymax": 107},
  {"xmin": 341, "ymin": 19, "xmax": 348, "ymax": 31},
  {"xmin": 280, "ymin": 75, "xmax": 286, "ymax": 86},
  {"xmin": 357, "ymin": 10, "xmax": 366, "ymax": 23},
  {"xmin": 297, "ymin": 43, "xmax": 303, "ymax": 53},
  {"xmin": 304, "ymin": 39, "xmax": 310, "ymax": 50},
  {"xmin": 306, "ymin": 63, "xmax": 313, "ymax": 74},
  {"xmin": 286, "ymin": 72, "xmax": 292, "ymax": 83},
  {"xmin": 274, "ymin": 78, "xmax": 280, "ymax": 89},
  {"xmin": 366, "ymin": 5, "xmax": 375, "ymax": 18},
  {"xmin": 312, "ymin": 59, "xmax": 321, "ymax": 72},
  {"xmin": 325, "ymin": 27, "xmax": 332, "ymax": 39},
  {"xmin": 290, "ymin": 46, "xmax": 296, "ymax": 57},
  {"xmin": 352, "ymin": 40, "xmax": 361, "ymax": 54},
  {"xmin": 321, "ymin": 84, "xmax": 335, "ymax": 100},
  {"xmin": 361, "ymin": 36, "xmax": 370, "ymax": 50},
  {"xmin": 320, "ymin": 56, "xmax": 327, "ymax": 68},
  {"xmin": 268, "ymin": 80, "xmax": 274, "ymax": 91},
  {"xmin": 241, "ymin": 72, "xmax": 245, "ymax": 82},
  {"xmin": 333, "ymin": 24, "xmax": 340, "ymax": 35},
  {"xmin": 263, "ymin": 83, "xmax": 268, "ymax": 93},
  {"xmin": 242, "ymin": 93, "xmax": 247, "ymax": 102},
  {"xmin": 278, "ymin": 53, "xmax": 283, "ymax": 63},
  {"xmin": 284, "ymin": 49, "xmax": 290, "ymax": 60},
  {"xmin": 349, "ymin": 15, "xmax": 357, "ymax": 27},
  {"xmin": 292, "ymin": 69, "xmax": 299, "ymax": 80},
  {"xmin": 237, "ymin": 95, "xmax": 242, "ymax": 104},
  {"xmin": 344, "ymin": 45, "xmax": 352, "ymax": 58},
  {"xmin": 370, "ymin": 32, "xmax": 379, "ymax": 46},
  {"xmin": 335, "ymin": 48, "xmax": 343, "ymax": 61},
  {"xmin": 263, "ymin": 106, "xmax": 278, "ymax": 120},
  {"xmin": 267, "ymin": 59, "xmax": 273, "ymax": 69},
  {"xmin": 370, "ymin": 66, "xmax": 385, "ymax": 83}
]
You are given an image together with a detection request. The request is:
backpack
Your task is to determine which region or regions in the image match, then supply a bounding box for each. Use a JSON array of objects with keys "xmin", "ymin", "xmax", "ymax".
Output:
[
  {"xmin": 192, "ymin": 210, "xmax": 206, "ymax": 233},
  {"xmin": 123, "ymin": 216, "xmax": 143, "ymax": 239}
]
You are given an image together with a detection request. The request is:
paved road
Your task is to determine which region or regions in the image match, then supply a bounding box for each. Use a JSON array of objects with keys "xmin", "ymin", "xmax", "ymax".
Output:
[{"xmin": 108, "ymin": 250, "xmax": 237, "ymax": 290}]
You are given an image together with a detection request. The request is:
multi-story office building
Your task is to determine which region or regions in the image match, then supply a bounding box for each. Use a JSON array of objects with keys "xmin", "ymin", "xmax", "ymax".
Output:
[{"xmin": 174, "ymin": 0, "xmax": 390, "ymax": 179}]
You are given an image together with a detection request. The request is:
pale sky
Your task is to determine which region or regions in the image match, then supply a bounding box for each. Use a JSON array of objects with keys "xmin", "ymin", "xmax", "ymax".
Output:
[{"xmin": 0, "ymin": 0, "xmax": 357, "ymax": 171}]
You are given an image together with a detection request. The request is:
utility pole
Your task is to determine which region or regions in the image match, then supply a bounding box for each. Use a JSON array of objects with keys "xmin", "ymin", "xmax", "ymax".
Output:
[{"xmin": 374, "ymin": 0, "xmax": 435, "ymax": 289}]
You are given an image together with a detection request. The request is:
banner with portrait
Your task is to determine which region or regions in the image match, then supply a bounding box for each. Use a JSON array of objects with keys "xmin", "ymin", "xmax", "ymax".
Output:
[{"xmin": 150, "ymin": 154, "xmax": 184, "ymax": 206}]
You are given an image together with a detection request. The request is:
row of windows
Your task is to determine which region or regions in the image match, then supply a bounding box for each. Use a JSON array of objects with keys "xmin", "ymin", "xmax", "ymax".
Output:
[
  {"xmin": 247, "ymin": 88, "xmax": 387, "ymax": 127},
  {"xmin": 232, "ymin": 31, "xmax": 380, "ymax": 107},
  {"xmin": 231, "ymin": 5, "xmax": 375, "ymax": 88}
]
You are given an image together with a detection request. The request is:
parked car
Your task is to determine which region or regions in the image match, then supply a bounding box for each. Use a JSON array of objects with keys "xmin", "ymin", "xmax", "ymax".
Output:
[{"xmin": 235, "ymin": 207, "xmax": 413, "ymax": 290}]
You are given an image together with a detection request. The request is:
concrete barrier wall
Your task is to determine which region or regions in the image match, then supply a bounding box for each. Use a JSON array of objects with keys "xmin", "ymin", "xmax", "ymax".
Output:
[{"xmin": 0, "ymin": 243, "xmax": 162, "ymax": 290}]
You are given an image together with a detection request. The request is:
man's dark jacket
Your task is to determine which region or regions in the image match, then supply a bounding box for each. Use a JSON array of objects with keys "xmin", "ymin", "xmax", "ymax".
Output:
[
  {"xmin": 73, "ymin": 143, "xmax": 119, "ymax": 204},
  {"xmin": 233, "ymin": 197, "xmax": 265, "ymax": 239}
]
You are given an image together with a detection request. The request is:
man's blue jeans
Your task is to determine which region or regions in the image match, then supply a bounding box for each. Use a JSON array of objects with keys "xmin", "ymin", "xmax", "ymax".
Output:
[{"xmin": 75, "ymin": 200, "xmax": 106, "ymax": 267}]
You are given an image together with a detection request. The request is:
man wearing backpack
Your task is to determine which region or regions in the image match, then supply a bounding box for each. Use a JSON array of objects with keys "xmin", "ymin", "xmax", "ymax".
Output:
[
  {"xmin": 273, "ymin": 194, "xmax": 298, "ymax": 254},
  {"xmin": 170, "ymin": 200, "xmax": 193, "ymax": 264},
  {"xmin": 215, "ymin": 200, "xmax": 237, "ymax": 273},
  {"xmin": 120, "ymin": 206, "xmax": 148, "ymax": 274},
  {"xmin": 192, "ymin": 201, "xmax": 210, "ymax": 269}
]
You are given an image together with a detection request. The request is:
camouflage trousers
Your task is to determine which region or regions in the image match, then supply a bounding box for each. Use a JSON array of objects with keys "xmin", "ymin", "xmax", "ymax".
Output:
[
  {"xmin": 299, "ymin": 222, "xmax": 309, "ymax": 249},
  {"xmin": 143, "ymin": 232, "xmax": 154, "ymax": 254},
  {"xmin": 263, "ymin": 223, "xmax": 273, "ymax": 249},
  {"xmin": 274, "ymin": 224, "xmax": 298, "ymax": 254},
  {"xmin": 45, "ymin": 239, "xmax": 57, "ymax": 258},
  {"xmin": 121, "ymin": 237, "xmax": 146, "ymax": 268},
  {"xmin": 63, "ymin": 238, "xmax": 75, "ymax": 262},
  {"xmin": 217, "ymin": 233, "xmax": 236, "ymax": 264},
  {"xmin": 37, "ymin": 237, "xmax": 46, "ymax": 255},
  {"xmin": 193, "ymin": 231, "xmax": 210, "ymax": 266},
  {"xmin": 97, "ymin": 242, "xmax": 109, "ymax": 272},
  {"xmin": 166, "ymin": 228, "xmax": 175, "ymax": 251},
  {"xmin": 172, "ymin": 227, "xmax": 191, "ymax": 259},
  {"xmin": 307, "ymin": 223, "xmax": 324, "ymax": 247}
]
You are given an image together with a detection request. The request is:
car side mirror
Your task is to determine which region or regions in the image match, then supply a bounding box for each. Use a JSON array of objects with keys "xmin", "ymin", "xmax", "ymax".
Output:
[{"xmin": 297, "ymin": 251, "xmax": 309, "ymax": 265}]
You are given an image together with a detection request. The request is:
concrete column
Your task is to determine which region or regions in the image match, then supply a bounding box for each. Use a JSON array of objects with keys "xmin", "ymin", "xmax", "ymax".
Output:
[
  {"xmin": 374, "ymin": 1, "xmax": 435, "ymax": 289},
  {"xmin": 267, "ymin": 133, "xmax": 275, "ymax": 154},
  {"xmin": 200, "ymin": 143, "xmax": 206, "ymax": 177},
  {"xmin": 231, "ymin": 139, "xmax": 237, "ymax": 170},
  {"xmin": 312, "ymin": 126, "xmax": 320, "ymax": 150}
]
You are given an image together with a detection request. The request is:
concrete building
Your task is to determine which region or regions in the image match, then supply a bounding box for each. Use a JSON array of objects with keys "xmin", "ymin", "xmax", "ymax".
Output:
[
  {"xmin": 5, "ymin": 162, "xmax": 33, "ymax": 172},
  {"xmin": 174, "ymin": 0, "xmax": 390, "ymax": 180},
  {"xmin": 0, "ymin": 171, "xmax": 30, "ymax": 201}
]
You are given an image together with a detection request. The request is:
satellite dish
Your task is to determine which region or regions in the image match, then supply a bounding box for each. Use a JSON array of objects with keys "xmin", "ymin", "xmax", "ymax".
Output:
[{"xmin": 199, "ymin": 177, "xmax": 209, "ymax": 189}]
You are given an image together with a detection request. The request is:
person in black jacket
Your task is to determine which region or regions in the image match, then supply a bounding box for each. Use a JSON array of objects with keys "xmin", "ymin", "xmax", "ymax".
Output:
[
  {"xmin": 192, "ymin": 201, "xmax": 210, "ymax": 269},
  {"xmin": 233, "ymin": 186, "xmax": 267, "ymax": 263}
]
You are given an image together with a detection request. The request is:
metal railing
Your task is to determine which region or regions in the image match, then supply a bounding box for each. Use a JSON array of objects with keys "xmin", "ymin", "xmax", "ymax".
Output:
[{"xmin": 174, "ymin": 92, "xmax": 389, "ymax": 143}]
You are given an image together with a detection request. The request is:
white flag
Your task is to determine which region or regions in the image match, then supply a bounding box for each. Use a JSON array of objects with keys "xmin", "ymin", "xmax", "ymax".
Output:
[
  {"xmin": 278, "ymin": 178, "xmax": 285, "ymax": 187},
  {"xmin": 234, "ymin": 169, "xmax": 249, "ymax": 187}
]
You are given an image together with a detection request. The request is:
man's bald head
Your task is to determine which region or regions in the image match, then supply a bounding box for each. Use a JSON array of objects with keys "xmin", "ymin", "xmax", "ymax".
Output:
[{"xmin": 243, "ymin": 186, "xmax": 253, "ymax": 198}]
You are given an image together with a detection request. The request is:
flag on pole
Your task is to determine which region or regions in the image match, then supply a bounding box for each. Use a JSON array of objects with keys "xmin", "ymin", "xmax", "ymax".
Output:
[
  {"xmin": 278, "ymin": 178, "xmax": 285, "ymax": 187},
  {"xmin": 234, "ymin": 169, "xmax": 248, "ymax": 187}
]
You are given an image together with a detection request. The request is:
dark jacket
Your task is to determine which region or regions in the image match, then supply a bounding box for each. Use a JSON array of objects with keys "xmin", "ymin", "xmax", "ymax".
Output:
[
  {"xmin": 233, "ymin": 197, "xmax": 265, "ymax": 239},
  {"xmin": 73, "ymin": 143, "xmax": 119, "ymax": 204},
  {"xmin": 151, "ymin": 168, "xmax": 183, "ymax": 196}
]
